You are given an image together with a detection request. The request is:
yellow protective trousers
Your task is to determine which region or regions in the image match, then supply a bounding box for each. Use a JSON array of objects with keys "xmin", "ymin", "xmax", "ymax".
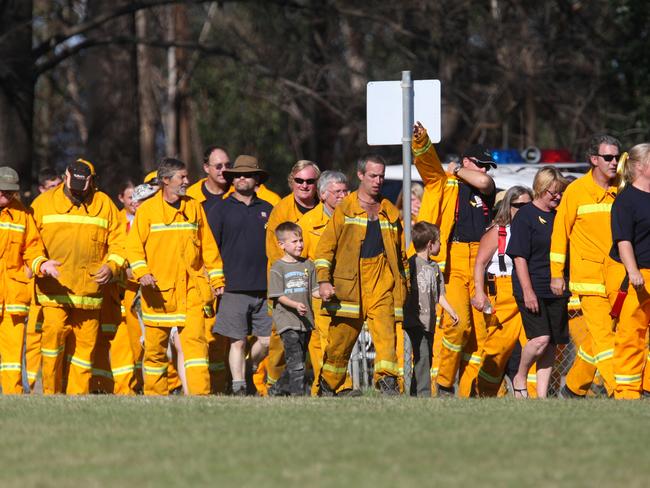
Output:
[
  {"xmin": 142, "ymin": 304, "xmax": 209, "ymax": 395},
  {"xmin": 613, "ymin": 268, "xmax": 650, "ymax": 399},
  {"xmin": 0, "ymin": 313, "xmax": 25, "ymax": 394},
  {"xmin": 24, "ymin": 305, "xmax": 43, "ymax": 390},
  {"xmin": 308, "ymin": 301, "xmax": 353, "ymax": 396},
  {"xmin": 564, "ymin": 310, "xmax": 598, "ymax": 396},
  {"xmin": 91, "ymin": 322, "xmax": 137, "ymax": 395},
  {"xmin": 429, "ymin": 316, "xmax": 443, "ymax": 393},
  {"xmin": 266, "ymin": 327, "xmax": 285, "ymax": 388},
  {"xmin": 320, "ymin": 254, "xmax": 397, "ymax": 391},
  {"xmin": 206, "ymin": 322, "xmax": 228, "ymax": 394},
  {"xmin": 123, "ymin": 289, "xmax": 144, "ymax": 392},
  {"xmin": 469, "ymin": 277, "xmax": 536, "ymax": 397},
  {"xmin": 41, "ymin": 306, "xmax": 99, "ymax": 395},
  {"xmin": 579, "ymin": 295, "xmax": 615, "ymax": 395},
  {"xmin": 437, "ymin": 242, "xmax": 487, "ymax": 391}
]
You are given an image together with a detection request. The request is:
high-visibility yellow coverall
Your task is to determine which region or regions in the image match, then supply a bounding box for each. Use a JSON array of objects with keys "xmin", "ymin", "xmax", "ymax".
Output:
[
  {"xmin": 24, "ymin": 294, "xmax": 43, "ymax": 390},
  {"xmin": 411, "ymin": 130, "xmax": 488, "ymax": 395},
  {"xmin": 1, "ymin": 198, "xmax": 48, "ymax": 394},
  {"xmin": 549, "ymin": 171, "xmax": 617, "ymax": 395},
  {"xmin": 298, "ymin": 202, "xmax": 353, "ymax": 395},
  {"xmin": 315, "ymin": 192, "xmax": 408, "ymax": 391},
  {"xmin": 31, "ymin": 184, "xmax": 125, "ymax": 394},
  {"xmin": 265, "ymin": 194, "xmax": 306, "ymax": 387},
  {"xmin": 125, "ymin": 191, "xmax": 224, "ymax": 395}
]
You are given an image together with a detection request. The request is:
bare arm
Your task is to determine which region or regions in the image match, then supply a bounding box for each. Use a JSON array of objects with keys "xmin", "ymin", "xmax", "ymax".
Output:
[
  {"xmin": 448, "ymin": 162, "xmax": 495, "ymax": 195},
  {"xmin": 278, "ymin": 295, "xmax": 308, "ymax": 316},
  {"xmin": 471, "ymin": 226, "xmax": 498, "ymax": 312},
  {"xmin": 514, "ymin": 257, "xmax": 538, "ymax": 313},
  {"xmin": 438, "ymin": 293, "xmax": 459, "ymax": 326},
  {"xmin": 618, "ymin": 241, "xmax": 644, "ymax": 287}
]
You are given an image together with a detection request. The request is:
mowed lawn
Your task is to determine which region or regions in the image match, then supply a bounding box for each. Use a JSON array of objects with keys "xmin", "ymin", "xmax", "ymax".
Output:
[{"xmin": 1, "ymin": 396, "xmax": 649, "ymax": 487}]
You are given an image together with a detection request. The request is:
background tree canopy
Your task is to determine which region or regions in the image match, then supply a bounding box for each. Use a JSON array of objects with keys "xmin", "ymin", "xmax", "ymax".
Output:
[{"xmin": 1, "ymin": 0, "xmax": 648, "ymax": 198}]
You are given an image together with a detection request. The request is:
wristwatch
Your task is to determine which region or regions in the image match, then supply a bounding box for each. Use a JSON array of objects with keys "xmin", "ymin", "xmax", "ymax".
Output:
[{"xmin": 453, "ymin": 164, "xmax": 462, "ymax": 176}]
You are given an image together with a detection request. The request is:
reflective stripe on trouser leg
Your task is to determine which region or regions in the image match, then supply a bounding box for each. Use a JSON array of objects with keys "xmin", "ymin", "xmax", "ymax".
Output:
[
  {"xmin": 65, "ymin": 309, "xmax": 100, "ymax": 394},
  {"xmin": 25, "ymin": 305, "xmax": 43, "ymax": 390},
  {"xmin": 321, "ymin": 317, "xmax": 363, "ymax": 391},
  {"xmin": 0, "ymin": 314, "xmax": 25, "ymax": 394},
  {"xmin": 475, "ymin": 278, "xmax": 522, "ymax": 397},
  {"xmin": 40, "ymin": 306, "xmax": 71, "ymax": 394},
  {"xmin": 437, "ymin": 242, "xmax": 477, "ymax": 389},
  {"xmin": 579, "ymin": 295, "xmax": 615, "ymax": 396},
  {"xmin": 266, "ymin": 327, "xmax": 285, "ymax": 386},
  {"xmin": 614, "ymin": 270, "xmax": 650, "ymax": 399},
  {"xmin": 110, "ymin": 322, "xmax": 136, "ymax": 395},
  {"xmin": 91, "ymin": 326, "xmax": 114, "ymax": 393},
  {"xmin": 178, "ymin": 300, "xmax": 209, "ymax": 395},
  {"xmin": 564, "ymin": 313, "xmax": 596, "ymax": 396},
  {"xmin": 143, "ymin": 325, "xmax": 172, "ymax": 395}
]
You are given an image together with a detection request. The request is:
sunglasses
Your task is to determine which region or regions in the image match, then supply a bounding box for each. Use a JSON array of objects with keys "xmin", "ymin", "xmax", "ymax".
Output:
[
  {"xmin": 510, "ymin": 201, "xmax": 528, "ymax": 208},
  {"xmin": 231, "ymin": 173, "xmax": 255, "ymax": 179},
  {"xmin": 596, "ymin": 154, "xmax": 620, "ymax": 162},
  {"xmin": 208, "ymin": 162, "xmax": 232, "ymax": 170},
  {"xmin": 294, "ymin": 177, "xmax": 317, "ymax": 185},
  {"xmin": 546, "ymin": 189, "xmax": 563, "ymax": 198}
]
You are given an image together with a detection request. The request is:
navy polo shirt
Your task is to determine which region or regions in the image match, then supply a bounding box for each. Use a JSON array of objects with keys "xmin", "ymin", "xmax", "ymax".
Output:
[{"xmin": 207, "ymin": 194, "xmax": 273, "ymax": 292}]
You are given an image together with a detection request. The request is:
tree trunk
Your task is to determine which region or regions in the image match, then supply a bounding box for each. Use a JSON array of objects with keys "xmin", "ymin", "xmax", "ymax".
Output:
[
  {"xmin": 0, "ymin": 0, "xmax": 34, "ymax": 191},
  {"xmin": 81, "ymin": 0, "xmax": 140, "ymax": 195},
  {"xmin": 136, "ymin": 8, "xmax": 158, "ymax": 173}
]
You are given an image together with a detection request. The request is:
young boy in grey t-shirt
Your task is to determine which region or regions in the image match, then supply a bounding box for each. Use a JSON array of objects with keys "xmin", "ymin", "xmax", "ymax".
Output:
[
  {"xmin": 404, "ymin": 222, "xmax": 458, "ymax": 396},
  {"xmin": 268, "ymin": 222, "xmax": 319, "ymax": 396}
]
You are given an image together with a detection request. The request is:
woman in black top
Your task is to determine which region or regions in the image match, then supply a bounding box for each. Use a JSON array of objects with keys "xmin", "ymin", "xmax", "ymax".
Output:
[
  {"xmin": 507, "ymin": 167, "xmax": 570, "ymax": 398},
  {"xmin": 610, "ymin": 143, "xmax": 650, "ymax": 399}
]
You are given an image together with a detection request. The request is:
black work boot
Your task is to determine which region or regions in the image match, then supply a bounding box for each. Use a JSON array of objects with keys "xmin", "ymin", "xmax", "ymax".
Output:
[
  {"xmin": 377, "ymin": 376, "xmax": 400, "ymax": 396},
  {"xmin": 318, "ymin": 377, "xmax": 336, "ymax": 397}
]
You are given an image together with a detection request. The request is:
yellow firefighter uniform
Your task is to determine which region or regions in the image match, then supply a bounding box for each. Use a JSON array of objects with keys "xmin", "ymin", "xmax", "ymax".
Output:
[
  {"xmin": 298, "ymin": 202, "xmax": 353, "ymax": 395},
  {"xmin": 265, "ymin": 194, "xmax": 309, "ymax": 387},
  {"xmin": 0, "ymin": 199, "xmax": 48, "ymax": 394},
  {"xmin": 31, "ymin": 184, "xmax": 125, "ymax": 394},
  {"xmin": 24, "ymin": 303, "xmax": 43, "ymax": 390},
  {"xmin": 125, "ymin": 191, "xmax": 224, "ymax": 395},
  {"xmin": 562, "ymin": 295, "xmax": 598, "ymax": 396},
  {"xmin": 411, "ymin": 131, "xmax": 489, "ymax": 395},
  {"xmin": 549, "ymin": 170, "xmax": 617, "ymax": 395},
  {"xmin": 315, "ymin": 192, "xmax": 408, "ymax": 391}
]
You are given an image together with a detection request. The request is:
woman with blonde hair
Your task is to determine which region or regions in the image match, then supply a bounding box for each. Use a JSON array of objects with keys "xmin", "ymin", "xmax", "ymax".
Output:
[
  {"xmin": 609, "ymin": 143, "xmax": 650, "ymax": 399},
  {"xmin": 465, "ymin": 185, "xmax": 533, "ymax": 396},
  {"xmin": 396, "ymin": 182, "xmax": 424, "ymax": 225},
  {"xmin": 507, "ymin": 167, "xmax": 570, "ymax": 398}
]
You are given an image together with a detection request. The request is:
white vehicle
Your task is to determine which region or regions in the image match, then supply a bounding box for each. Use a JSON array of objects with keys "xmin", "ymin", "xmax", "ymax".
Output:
[{"xmin": 382, "ymin": 162, "xmax": 591, "ymax": 202}]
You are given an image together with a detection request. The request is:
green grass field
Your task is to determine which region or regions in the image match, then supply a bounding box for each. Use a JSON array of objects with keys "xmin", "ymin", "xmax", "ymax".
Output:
[{"xmin": 1, "ymin": 396, "xmax": 649, "ymax": 487}]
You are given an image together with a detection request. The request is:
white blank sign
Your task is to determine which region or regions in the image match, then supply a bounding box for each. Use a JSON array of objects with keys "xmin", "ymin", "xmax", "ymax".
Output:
[{"xmin": 366, "ymin": 79, "xmax": 441, "ymax": 145}]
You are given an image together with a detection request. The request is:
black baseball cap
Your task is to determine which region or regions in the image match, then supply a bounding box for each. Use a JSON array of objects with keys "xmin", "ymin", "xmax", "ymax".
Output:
[{"xmin": 462, "ymin": 144, "xmax": 497, "ymax": 169}]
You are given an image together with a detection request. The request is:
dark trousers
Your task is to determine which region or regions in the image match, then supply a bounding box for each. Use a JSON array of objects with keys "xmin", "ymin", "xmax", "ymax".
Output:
[
  {"xmin": 404, "ymin": 327, "xmax": 434, "ymax": 397},
  {"xmin": 276, "ymin": 329, "xmax": 310, "ymax": 396}
]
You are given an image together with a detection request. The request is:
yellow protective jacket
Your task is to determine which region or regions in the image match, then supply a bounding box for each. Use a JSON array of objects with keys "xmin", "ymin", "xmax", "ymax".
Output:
[
  {"xmin": 1, "ymin": 199, "xmax": 48, "ymax": 316},
  {"xmin": 549, "ymin": 170, "xmax": 616, "ymax": 296},
  {"xmin": 266, "ymin": 194, "xmax": 306, "ymax": 266},
  {"xmin": 125, "ymin": 191, "xmax": 225, "ymax": 327},
  {"xmin": 188, "ymin": 178, "xmax": 282, "ymax": 207},
  {"xmin": 298, "ymin": 202, "xmax": 330, "ymax": 260},
  {"xmin": 314, "ymin": 192, "xmax": 409, "ymax": 320},
  {"xmin": 31, "ymin": 184, "xmax": 126, "ymax": 310},
  {"xmin": 411, "ymin": 131, "xmax": 459, "ymax": 272}
]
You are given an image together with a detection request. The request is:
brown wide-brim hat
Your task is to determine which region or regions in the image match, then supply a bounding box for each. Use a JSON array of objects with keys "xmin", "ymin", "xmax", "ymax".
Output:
[{"xmin": 223, "ymin": 155, "xmax": 269, "ymax": 184}]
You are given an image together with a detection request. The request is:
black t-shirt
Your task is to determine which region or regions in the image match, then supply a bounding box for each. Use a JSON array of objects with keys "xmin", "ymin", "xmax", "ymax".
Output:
[
  {"xmin": 201, "ymin": 182, "xmax": 225, "ymax": 215},
  {"xmin": 360, "ymin": 218, "xmax": 384, "ymax": 258},
  {"xmin": 507, "ymin": 202, "xmax": 568, "ymax": 299},
  {"xmin": 452, "ymin": 182, "xmax": 496, "ymax": 242},
  {"xmin": 610, "ymin": 184, "xmax": 650, "ymax": 269},
  {"xmin": 295, "ymin": 201, "xmax": 314, "ymax": 215},
  {"xmin": 207, "ymin": 194, "xmax": 273, "ymax": 292},
  {"xmin": 165, "ymin": 199, "xmax": 181, "ymax": 210}
]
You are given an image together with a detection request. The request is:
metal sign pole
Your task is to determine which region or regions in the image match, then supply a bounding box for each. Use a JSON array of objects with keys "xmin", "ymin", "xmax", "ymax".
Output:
[{"xmin": 401, "ymin": 70, "xmax": 414, "ymax": 247}]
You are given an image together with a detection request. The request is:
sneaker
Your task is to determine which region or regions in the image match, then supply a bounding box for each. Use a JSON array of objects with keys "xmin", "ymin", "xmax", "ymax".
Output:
[
  {"xmin": 377, "ymin": 376, "xmax": 400, "ymax": 396},
  {"xmin": 436, "ymin": 383, "xmax": 455, "ymax": 397},
  {"xmin": 318, "ymin": 378, "xmax": 336, "ymax": 397},
  {"xmin": 558, "ymin": 384, "xmax": 584, "ymax": 399},
  {"xmin": 337, "ymin": 388, "xmax": 363, "ymax": 397},
  {"xmin": 232, "ymin": 387, "xmax": 247, "ymax": 397}
]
